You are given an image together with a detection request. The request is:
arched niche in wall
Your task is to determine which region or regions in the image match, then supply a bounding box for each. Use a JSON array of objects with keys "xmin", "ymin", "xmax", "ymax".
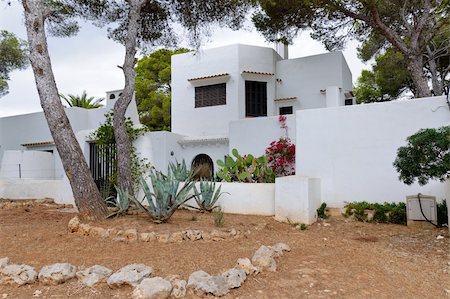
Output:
[{"xmin": 191, "ymin": 154, "xmax": 214, "ymax": 180}]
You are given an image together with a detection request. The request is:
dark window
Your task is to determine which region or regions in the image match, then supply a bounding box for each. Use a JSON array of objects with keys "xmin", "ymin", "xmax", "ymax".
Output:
[
  {"xmin": 279, "ymin": 106, "xmax": 293, "ymax": 115},
  {"xmin": 195, "ymin": 83, "xmax": 226, "ymax": 108},
  {"xmin": 109, "ymin": 94, "xmax": 115, "ymax": 99},
  {"xmin": 245, "ymin": 81, "xmax": 267, "ymax": 117},
  {"xmin": 345, "ymin": 99, "xmax": 353, "ymax": 106}
]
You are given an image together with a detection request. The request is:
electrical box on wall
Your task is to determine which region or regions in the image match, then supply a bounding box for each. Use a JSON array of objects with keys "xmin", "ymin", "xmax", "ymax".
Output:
[{"xmin": 406, "ymin": 194, "xmax": 437, "ymax": 226}]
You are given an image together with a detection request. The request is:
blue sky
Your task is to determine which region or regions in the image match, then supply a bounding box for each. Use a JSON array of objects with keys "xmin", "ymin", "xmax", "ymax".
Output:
[{"xmin": 0, "ymin": 2, "xmax": 368, "ymax": 117}]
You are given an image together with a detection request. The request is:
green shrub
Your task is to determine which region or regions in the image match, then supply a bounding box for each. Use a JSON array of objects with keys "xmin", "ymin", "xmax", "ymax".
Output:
[
  {"xmin": 216, "ymin": 148, "xmax": 275, "ymax": 183},
  {"xmin": 317, "ymin": 202, "xmax": 328, "ymax": 219},
  {"xmin": 212, "ymin": 207, "xmax": 225, "ymax": 227},
  {"xmin": 344, "ymin": 201, "xmax": 407, "ymax": 225},
  {"xmin": 437, "ymin": 200, "xmax": 448, "ymax": 227}
]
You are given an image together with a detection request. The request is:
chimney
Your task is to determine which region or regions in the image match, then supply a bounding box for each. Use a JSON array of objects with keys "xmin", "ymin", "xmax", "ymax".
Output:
[{"xmin": 275, "ymin": 42, "xmax": 289, "ymax": 60}]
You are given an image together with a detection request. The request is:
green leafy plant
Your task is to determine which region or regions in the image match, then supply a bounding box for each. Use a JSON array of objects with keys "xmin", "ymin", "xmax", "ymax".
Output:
[
  {"xmin": 105, "ymin": 186, "xmax": 130, "ymax": 218},
  {"xmin": 393, "ymin": 126, "xmax": 450, "ymax": 186},
  {"xmin": 344, "ymin": 201, "xmax": 407, "ymax": 225},
  {"xmin": 60, "ymin": 90, "xmax": 104, "ymax": 109},
  {"xmin": 317, "ymin": 202, "xmax": 328, "ymax": 219},
  {"xmin": 193, "ymin": 179, "xmax": 228, "ymax": 212},
  {"xmin": 216, "ymin": 148, "xmax": 275, "ymax": 183},
  {"xmin": 131, "ymin": 167, "xmax": 196, "ymax": 223},
  {"xmin": 437, "ymin": 200, "xmax": 448, "ymax": 227},
  {"xmin": 212, "ymin": 206, "xmax": 225, "ymax": 227},
  {"xmin": 190, "ymin": 215, "xmax": 198, "ymax": 221},
  {"xmin": 89, "ymin": 112, "xmax": 149, "ymax": 197},
  {"xmin": 297, "ymin": 223, "xmax": 307, "ymax": 231}
]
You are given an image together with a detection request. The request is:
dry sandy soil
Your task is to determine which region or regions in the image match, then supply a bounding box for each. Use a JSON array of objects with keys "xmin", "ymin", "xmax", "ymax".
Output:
[{"xmin": 0, "ymin": 201, "xmax": 449, "ymax": 299}]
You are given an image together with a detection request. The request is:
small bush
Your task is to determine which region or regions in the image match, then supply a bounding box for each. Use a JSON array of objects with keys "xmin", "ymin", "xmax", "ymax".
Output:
[
  {"xmin": 317, "ymin": 203, "xmax": 328, "ymax": 219},
  {"xmin": 212, "ymin": 207, "xmax": 225, "ymax": 227},
  {"xmin": 437, "ymin": 200, "xmax": 448, "ymax": 227},
  {"xmin": 297, "ymin": 223, "xmax": 307, "ymax": 231},
  {"xmin": 344, "ymin": 201, "xmax": 407, "ymax": 225}
]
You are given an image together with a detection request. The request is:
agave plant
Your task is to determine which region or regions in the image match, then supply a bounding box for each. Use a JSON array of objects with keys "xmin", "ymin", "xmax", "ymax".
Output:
[
  {"xmin": 168, "ymin": 160, "xmax": 192, "ymax": 181},
  {"xmin": 193, "ymin": 179, "xmax": 228, "ymax": 212},
  {"xmin": 105, "ymin": 186, "xmax": 130, "ymax": 218},
  {"xmin": 131, "ymin": 167, "xmax": 196, "ymax": 223}
]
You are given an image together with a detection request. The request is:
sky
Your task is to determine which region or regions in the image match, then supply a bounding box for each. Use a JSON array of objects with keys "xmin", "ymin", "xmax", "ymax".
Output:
[{"xmin": 0, "ymin": 2, "xmax": 369, "ymax": 118}]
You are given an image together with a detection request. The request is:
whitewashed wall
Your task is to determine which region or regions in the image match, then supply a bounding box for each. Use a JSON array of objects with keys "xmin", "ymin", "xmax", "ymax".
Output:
[
  {"xmin": 229, "ymin": 114, "xmax": 295, "ymax": 157},
  {"xmin": 0, "ymin": 150, "xmax": 55, "ymax": 179},
  {"xmin": 276, "ymin": 52, "xmax": 353, "ymax": 111},
  {"xmin": 0, "ymin": 179, "xmax": 65, "ymax": 200},
  {"xmin": 296, "ymin": 96, "xmax": 450, "ymax": 207}
]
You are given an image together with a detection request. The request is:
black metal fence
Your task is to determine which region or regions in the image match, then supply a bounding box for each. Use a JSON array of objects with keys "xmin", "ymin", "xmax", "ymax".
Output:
[{"xmin": 89, "ymin": 142, "xmax": 117, "ymax": 198}]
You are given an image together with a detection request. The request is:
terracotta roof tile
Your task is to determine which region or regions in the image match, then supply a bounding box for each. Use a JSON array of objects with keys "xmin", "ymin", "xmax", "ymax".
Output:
[
  {"xmin": 187, "ymin": 73, "xmax": 230, "ymax": 81},
  {"xmin": 241, "ymin": 70, "xmax": 275, "ymax": 76}
]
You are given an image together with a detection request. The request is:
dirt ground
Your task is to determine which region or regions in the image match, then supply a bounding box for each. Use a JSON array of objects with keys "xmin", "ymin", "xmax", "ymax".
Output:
[{"xmin": 0, "ymin": 202, "xmax": 449, "ymax": 299}]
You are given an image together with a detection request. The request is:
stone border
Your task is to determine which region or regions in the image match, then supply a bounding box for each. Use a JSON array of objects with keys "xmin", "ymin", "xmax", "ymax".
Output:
[
  {"xmin": 68, "ymin": 216, "xmax": 244, "ymax": 243},
  {"xmin": 0, "ymin": 243, "xmax": 290, "ymax": 298}
]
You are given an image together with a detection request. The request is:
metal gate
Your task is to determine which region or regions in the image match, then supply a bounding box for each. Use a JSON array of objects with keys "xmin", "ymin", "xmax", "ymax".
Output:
[{"xmin": 89, "ymin": 142, "xmax": 117, "ymax": 198}]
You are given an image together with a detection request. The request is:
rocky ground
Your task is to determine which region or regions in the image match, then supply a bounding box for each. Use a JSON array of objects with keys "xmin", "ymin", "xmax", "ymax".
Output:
[{"xmin": 0, "ymin": 200, "xmax": 449, "ymax": 298}]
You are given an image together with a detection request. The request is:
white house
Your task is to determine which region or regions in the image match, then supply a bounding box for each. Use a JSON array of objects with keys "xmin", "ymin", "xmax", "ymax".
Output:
[
  {"xmin": 171, "ymin": 43, "xmax": 353, "ymax": 137},
  {"xmin": 0, "ymin": 43, "xmax": 448, "ymax": 225},
  {"xmin": 0, "ymin": 90, "xmax": 139, "ymax": 180},
  {"xmin": 165, "ymin": 43, "xmax": 354, "ymax": 176}
]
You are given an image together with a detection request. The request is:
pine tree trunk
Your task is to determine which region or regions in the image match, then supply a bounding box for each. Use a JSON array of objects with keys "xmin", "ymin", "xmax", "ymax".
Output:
[
  {"xmin": 427, "ymin": 57, "xmax": 444, "ymax": 96},
  {"xmin": 113, "ymin": 0, "xmax": 145, "ymax": 196},
  {"xmin": 405, "ymin": 55, "xmax": 432, "ymax": 98},
  {"xmin": 22, "ymin": 0, "xmax": 109, "ymax": 220}
]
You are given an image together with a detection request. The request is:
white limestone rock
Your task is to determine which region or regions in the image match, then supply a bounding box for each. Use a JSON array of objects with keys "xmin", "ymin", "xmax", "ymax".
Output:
[
  {"xmin": 0, "ymin": 264, "xmax": 38, "ymax": 285},
  {"xmin": 76, "ymin": 265, "xmax": 113, "ymax": 287},
  {"xmin": 235, "ymin": 258, "xmax": 258, "ymax": 275},
  {"xmin": 221, "ymin": 268, "xmax": 246, "ymax": 289},
  {"xmin": 269, "ymin": 243, "xmax": 291, "ymax": 257},
  {"xmin": 107, "ymin": 264, "xmax": 153, "ymax": 288},
  {"xmin": 187, "ymin": 271, "xmax": 230, "ymax": 297},
  {"xmin": 183, "ymin": 230, "xmax": 202, "ymax": 241},
  {"xmin": 67, "ymin": 216, "xmax": 80, "ymax": 233},
  {"xmin": 133, "ymin": 277, "xmax": 173, "ymax": 299},
  {"xmin": 0, "ymin": 258, "xmax": 9, "ymax": 269},
  {"xmin": 38, "ymin": 263, "xmax": 77, "ymax": 285},
  {"xmin": 139, "ymin": 232, "xmax": 157, "ymax": 242},
  {"xmin": 169, "ymin": 278, "xmax": 186, "ymax": 298},
  {"xmin": 252, "ymin": 245, "xmax": 277, "ymax": 272}
]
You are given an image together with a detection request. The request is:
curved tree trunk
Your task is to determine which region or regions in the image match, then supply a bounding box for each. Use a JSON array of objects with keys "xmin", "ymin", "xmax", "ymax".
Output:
[
  {"xmin": 113, "ymin": 0, "xmax": 145, "ymax": 197},
  {"xmin": 427, "ymin": 57, "xmax": 444, "ymax": 96},
  {"xmin": 22, "ymin": 0, "xmax": 108, "ymax": 220},
  {"xmin": 405, "ymin": 55, "xmax": 432, "ymax": 98}
]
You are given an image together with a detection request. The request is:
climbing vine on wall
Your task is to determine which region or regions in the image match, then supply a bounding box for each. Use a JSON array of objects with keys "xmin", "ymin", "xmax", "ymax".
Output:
[{"xmin": 89, "ymin": 112, "xmax": 150, "ymax": 196}]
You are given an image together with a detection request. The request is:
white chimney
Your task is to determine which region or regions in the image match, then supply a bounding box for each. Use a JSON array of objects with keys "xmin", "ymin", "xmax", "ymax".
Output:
[{"xmin": 275, "ymin": 42, "xmax": 289, "ymax": 59}]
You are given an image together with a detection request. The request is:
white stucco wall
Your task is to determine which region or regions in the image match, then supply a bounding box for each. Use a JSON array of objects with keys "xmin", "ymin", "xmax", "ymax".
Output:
[
  {"xmin": 276, "ymin": 52, "xmax": 352, "ymax": 111},
  {"xmin": 0, "ymin": 150, "xmax": 55, "ymax": 179},
  {"xmin": 229, "ymin": 114, "xmax": 295, "ymax": 157},
  {"xmin": 135, "ymin": 131, "xmax": 184, "ymax": 173},
  {"xmin": 296, "ymin": 96, "xmax": 450, "ymax": 207},
  {"xmin": 184, "ymin": 182, "xmax": 275, "ymax": 216},
  {"xmin": 0, "ymin": 179, "xmax": 65, "ymax": 200}
]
